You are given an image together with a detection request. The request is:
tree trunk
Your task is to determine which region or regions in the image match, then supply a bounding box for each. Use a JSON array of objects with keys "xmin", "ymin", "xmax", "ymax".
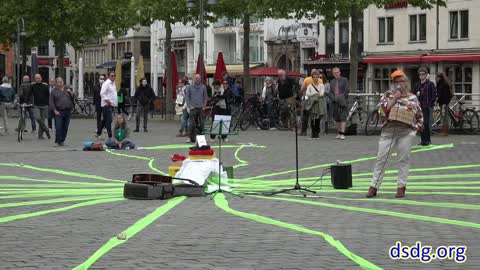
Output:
[
  {"xmin": 242, "ymin": 13, "xmax": 251, "ymax": 95},
  {"xmin": 165, "ymin": 20, "xmax": 174, "ymax": 119},
  {"xmin": 349, "ymin": 6, "xmax": 359, "ymax": 93},
  {"xmin": 57, "ymin": 41, "xmax": 66, "ymax": 81}
]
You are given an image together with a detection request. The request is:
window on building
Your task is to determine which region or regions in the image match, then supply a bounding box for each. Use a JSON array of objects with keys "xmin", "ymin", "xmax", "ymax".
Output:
[
  {"xmin": 111, "ymin": 43, "xmax": 116, "ymax": 60},
  {"xmin": 373, "ymin": 67, "xmax": 396, "ymax": 92},
  {"xmin": 450, "ymin": 10, "xmax": 469, "ymax": 39},
  {"xmin": 447, "ymin": 65, "xmax": 472, "ymax": 101},
  {"xmin": 54, "ymin": 43, "xmax": 67, "ymax": 56},
  {"xmin": 38, "ymin": 40, "xmax": 49, "ymax": 56},
  {"xmin": 126, "ymin": 42, "xmax": 131, "ymax": 53},
  {"xmin": 378, "ymin": 17, "xmax": 394, "ymax": 43},
  {"xmin": 0, "ymin": 54, "xmax": 6, "ymax": 77},
  {"xmin": 325, "ymin": 25, "xmax": 335, "ymax": 55},
  {"xmin": 409, "ymin": 14, "xmax": 426, "ymax": 42},
  {"xmin": 339, "ymin": 20, "xmax": 349, "ymax": 57},
  {"xmin": 141, "ymin": 41, "xmax": 151, "ymax": 58},
  {"xmin": 357, "ymin": 18, "xmax": 364, "ymax": 55},
  {"xmin": 117, "ymin": 42, "xmax": 125, "ymax": 59}
]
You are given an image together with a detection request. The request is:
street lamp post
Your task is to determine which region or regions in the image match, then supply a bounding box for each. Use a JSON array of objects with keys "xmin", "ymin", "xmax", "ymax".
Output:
[
  {"xmin": 187, "ymin": 0, "xmax": 217, "ymax": 82},
  {"xmin": 16, "ymin": 17, "xmax": 26, "ymax": 92}
]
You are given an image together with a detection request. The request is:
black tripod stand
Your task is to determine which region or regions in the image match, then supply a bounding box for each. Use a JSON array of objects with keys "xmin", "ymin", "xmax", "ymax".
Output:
[
  {"xmin": 205, "ymin": 118, "xmax": 241, "ymax": 199},
  {"xmin": 269, "ymin": 110, "xmax": 316, "ymax": 197}
]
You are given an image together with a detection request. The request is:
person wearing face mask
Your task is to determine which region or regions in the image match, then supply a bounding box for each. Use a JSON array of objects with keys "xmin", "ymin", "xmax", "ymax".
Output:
[
  {"xmin": 94, "ymin": 75, "xmax": 105, "ymax": 138},
  {"xmin": 133, "ymin": 78, "xmax": 155, "ymax": 132},
  {"xmin": 366, "ymin": 70, "xmax": 424, "ymax": 199}
]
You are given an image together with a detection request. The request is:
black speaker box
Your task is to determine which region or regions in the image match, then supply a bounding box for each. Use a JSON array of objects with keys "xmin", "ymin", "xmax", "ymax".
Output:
[{"xmin": 330, "ymin": 164, "xmax": 352, "ymax": 189}]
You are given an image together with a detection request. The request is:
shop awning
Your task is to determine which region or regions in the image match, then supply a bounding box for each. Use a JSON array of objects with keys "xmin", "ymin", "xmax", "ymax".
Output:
[
  {"xmin": 362, "ymin": 56, "xmax": 421, "ymax": 63},
  {"xmin": 205, "ymin": 64, "xmax": 263, "ymax": 75},
  {"xmin": 363, "ymin": 54, "xmax": 480, "ymax": 63}
]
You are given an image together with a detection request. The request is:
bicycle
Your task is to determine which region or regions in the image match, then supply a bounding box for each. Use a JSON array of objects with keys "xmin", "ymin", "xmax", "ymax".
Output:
[
  {"xmin": 345, "ymin": 96, "xmax": 364, "ymax": 134},
  {"xmin": 432, "ymin": 95, "xmax": 479, "ymax": 135},
  {"xmin": 16, "ymin": 103, "xmax": 33, "ymax": 142},
  {"xmin": 72, "ymin": 97, "xmax": 94, "ymax": 117},
  {"xmin": 364, "ymin": 92, "xmax": 386, "ymax": 136}
]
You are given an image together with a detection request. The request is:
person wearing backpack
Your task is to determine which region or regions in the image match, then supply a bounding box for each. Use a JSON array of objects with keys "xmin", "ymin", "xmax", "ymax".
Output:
[{"xmin": 0, "ymin": 76, "xmax": 16, "ymax": 134}]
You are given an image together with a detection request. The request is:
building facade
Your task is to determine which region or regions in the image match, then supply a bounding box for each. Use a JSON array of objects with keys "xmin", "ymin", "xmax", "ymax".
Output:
[
  {"xmin": 363, "ymin": 0, "xmax": 480, "ymax": 106},
  {"xmin": 78, "ymin": 27, "xmax": 151, "ymax": 97}
]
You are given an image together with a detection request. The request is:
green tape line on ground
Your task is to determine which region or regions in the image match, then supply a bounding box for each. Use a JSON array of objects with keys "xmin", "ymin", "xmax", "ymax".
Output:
[
  {"xmin": 0, "ymin": 197, "xmax": 125, "ymax": 223},
  {"xmin": 0, "ymin": 192, "xmax": 120, "ymax": 200},
  {"xmin": 105, "ymin": 149, "xmax": 151, "ymax": 160},
  {"xmin": 252, "ymin": 196, "xmax": 480, "ymax": 229},
  {"xmin": 352, "ymin": 164, "xmax": 480, "ymax": 177},
  {"xmin": 235, "ymin": 187, "xmax": 480, "ymax": 196},
  {"xmin": 73, "ymin": 196, "xmax": 186, "ymax": 270},
  {"xmin": 0, "ymin": 188, "xmax": 122, "ymax": 194},
  {"xmin": 0, "ymin": 195, "xmax": 122, "ymax": 208},
  {"xmin": 147, "ymin": 159, "xmax": 168, "ymax": 175},
  {"xmin": 233, "ymin": 145, "xmax": 248, "ymax": 169},
  {"xmin": 213, "ymin": 193, "xmax": 381, "ymax": 270},
  {"xmin": 244, "ymin": 143, "xmax": 454, "ymax": 181},
  {"xmin": 0, "ymin": 176, "xmax": 123, "ymax": 186},
  {"xmin": 280, "ymin": 194, "xmax": 480, "ymax": 211},
  {"xmin": 0, "ymin": 163, "xmax": 125, "ymax": 183}
]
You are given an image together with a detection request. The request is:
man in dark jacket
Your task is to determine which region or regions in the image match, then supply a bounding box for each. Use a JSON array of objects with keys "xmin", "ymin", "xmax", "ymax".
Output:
[
  {"xmin": 329, "ymin": 67, "xmax": 349, "ymax": 140},
  {"xmin": 134, "ymin": 78, "xmax": 155, "ymax": 132},
  {"xmin": 0, "ymin": 76, "xmax": 16, "ymax": 134},
  {"xmin": 414, "ymin": 67, "xmax": 436, "ymax": 146},
  {"xmin": 31, "ymin": 74, "xmax": 51, "ymax": 139},
  {"xmin": 18, "ymin": 75, "xmax": 36, "ymax": 133},
  {"xmin": 49, "ymin": 77, "xmax": 73, "ymax": 147},
  {"xmin": 94, "ymin": 75, "xmax": 105, "ymax": 137}
]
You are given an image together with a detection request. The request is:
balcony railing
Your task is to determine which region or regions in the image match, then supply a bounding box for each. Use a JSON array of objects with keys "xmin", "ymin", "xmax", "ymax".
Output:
[{"xmin": 214, "ymin": 18, "xmax": 238, "ymax": 28}]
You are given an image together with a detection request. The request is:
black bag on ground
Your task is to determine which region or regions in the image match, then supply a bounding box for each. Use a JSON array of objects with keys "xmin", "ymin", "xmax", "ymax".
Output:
[
  {"xmin": 173, "ymin": 184, "xmax": 205, "ymax": 197},
  {"xmin": 123, "ymin": 182, "xmax": 174, "ymax": 200}
]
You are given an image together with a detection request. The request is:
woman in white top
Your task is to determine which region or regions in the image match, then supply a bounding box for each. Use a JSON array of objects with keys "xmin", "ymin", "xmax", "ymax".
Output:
[
  {"xmin": 176, "ymin": 80, "xmax": 189, "ymax": 137},
  {"xmin": 305, "ymin": 70, "xmax": 326, "ymax": 138}
]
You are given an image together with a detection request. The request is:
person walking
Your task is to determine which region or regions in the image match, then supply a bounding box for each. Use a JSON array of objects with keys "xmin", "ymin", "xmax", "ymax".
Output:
[
  {"xmin": 261, "ymin": 76, "xmax": 278, "ymax": 130},
  {"xmin": 414, "ymin": 67, "xmax": 436, "ymax": 146},
  {"xmin": 175, "ymin": 79, "xmax": 189, "ymax": 137},
  {"xmin": 0, "ymin": 76, "xmax": 15, "ymax": 135},
  {"xmin": 435, "ymin": 72, "xmax": 453, "ymax": 136},
  {"xmin": 366, "ymin": 70, "xmax": 423, "ymax": 198},
  {"xmin": 18, "ymin": 75, "xmax": 36, "ymax": 133},
  {"xmin": 94, "ymin": 75, "xmax": 105, "ymax": 138},
  {"xmin": 133, "ymin": 78, "xmax": 155, "ymax": 132},
  {"xmin": 329, "ymin": 67, "xmax": 349, "ymax": 140},
  {"xmin": 49, "ymin": 77, "xmax": 74, "ymax": 147},
  {"xmin": 31, "ymin": 74, "xmax": 51, "ymax": 140},
  {"xmin": 185, "ymin": 74, "xmax": 208, "ymax": 143},
  {"xmin": 106, "ymin": 114, "xmax": 135, "ymax": 150},
  {"xmin": 47, "ymin": 78, "xmax": 55, "ymax": 131},
  {"xmin": 117, "ymin": 86, "xmax": 130, "ymax": 120},
  {"xmin": 304, "ymin": 70, "xmax": 326, "ymax": 139},
  {"xmin": 98, "ymin": 72, "xmax": 117, "ymax": 139}
]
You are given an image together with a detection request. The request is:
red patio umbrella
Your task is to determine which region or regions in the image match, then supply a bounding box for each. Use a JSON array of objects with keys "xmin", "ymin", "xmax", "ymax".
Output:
[
  {"xmin": 162, "ymin": 51, "xmax": 179, "ymax": 99},
  {"xmin": 195, "ymin": 53, "xmax": 207, "ymax": 84},
  {"xmin": 214, "ymin": 51, "xmax": 227, "ymax": 82},
  {"xmin": 249, "ymin": 67, "xmax": 305, "ymax": 77}
]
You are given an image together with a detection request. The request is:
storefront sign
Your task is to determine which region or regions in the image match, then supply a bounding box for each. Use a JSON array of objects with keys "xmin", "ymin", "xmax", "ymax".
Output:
[
  {"xmin": 56, "ymin": 57, "xmax": 70, "ymax": 66},
  {"xmin": 310, "ymin": 53, "xmax": 349, "ymax": 62},
  {"xmin": 385, "ymin": 1, "xmax": 408, "ymax": 9}
]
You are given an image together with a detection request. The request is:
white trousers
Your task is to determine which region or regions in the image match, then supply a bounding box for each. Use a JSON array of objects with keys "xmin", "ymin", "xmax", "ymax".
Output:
[{"xmin": 371, "ymin": 127, "xmax": 416, "ymax": 189}]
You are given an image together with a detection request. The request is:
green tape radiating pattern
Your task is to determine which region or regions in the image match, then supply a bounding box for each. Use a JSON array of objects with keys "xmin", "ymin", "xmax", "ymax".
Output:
[
  {"xmin": 0, "ymin": 197, "xmax": 125, "ymax": 223},
  {"xmin": 253, "ymin": 196, "xmax": 480, "ymax": 229},
  {"xmin": 73, "ymin": 196, "xmax": 186, "ymax": 270},
  {"xmin": 213, "ymin": 193, "xmax": 382, "ymax": 270}
]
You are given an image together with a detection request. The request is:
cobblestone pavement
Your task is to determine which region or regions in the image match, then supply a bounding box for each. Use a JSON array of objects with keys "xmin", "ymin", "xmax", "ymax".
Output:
[{"xmin": 0, "ymin": 117, "xmax": 479, "ymax": 269}]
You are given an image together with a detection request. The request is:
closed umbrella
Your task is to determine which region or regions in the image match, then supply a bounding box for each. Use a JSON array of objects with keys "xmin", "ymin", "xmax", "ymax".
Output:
[
  {"xmin": 115, "ymin": 59, "xmax": 122, "ymax": 91},
  {"xmin": 136, "ymin": 55, "xmax": 145, "ymax": 86},
  {"xmin": 214, "ymin": 51, "xmax": 227, "ymax": 82}
]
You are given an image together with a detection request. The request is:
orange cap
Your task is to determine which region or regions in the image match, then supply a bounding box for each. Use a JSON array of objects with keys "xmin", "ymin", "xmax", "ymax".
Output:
[{"xmin": 391, "ymin": 70, "xmax": 406, "ymax": 80}]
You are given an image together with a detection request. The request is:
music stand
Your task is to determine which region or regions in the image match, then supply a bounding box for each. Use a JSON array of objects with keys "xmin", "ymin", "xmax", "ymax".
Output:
[
  {"xmin": 267, "ymin": 109, "xmax": 316, "ymax": 197},
  {"xmin": 204, "ymin": 116, "xmax": 241, "ymax": 199}
]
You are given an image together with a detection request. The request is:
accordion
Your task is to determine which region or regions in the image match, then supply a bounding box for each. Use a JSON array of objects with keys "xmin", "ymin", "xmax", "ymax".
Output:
[{"xmin": 388, "ymin": 105, "xmax": 415, "ymax": 125}]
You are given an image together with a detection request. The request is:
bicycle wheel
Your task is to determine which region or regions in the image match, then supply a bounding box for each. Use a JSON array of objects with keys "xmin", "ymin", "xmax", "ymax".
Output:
[
  {"xmin": 239, "ymin": 113, "xmax": 252, "ymax": 131},
  {"xmin": 463, "ymin": 109, "xmax": 480, "ymax": 135},
  {"xmin": 431, "ymin": 109, "xmax": 442, "ymax": 135},
  {"xmin": 365, "ymin": 110, "xmax": 382, "ymax": 135},
  {"xmin": 85, "ymin": 103, "xmax": 94, "ymax": 117},
  {"xmin": 274, "ymin": 108, "xmax": 293, "ymax": 131}
]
